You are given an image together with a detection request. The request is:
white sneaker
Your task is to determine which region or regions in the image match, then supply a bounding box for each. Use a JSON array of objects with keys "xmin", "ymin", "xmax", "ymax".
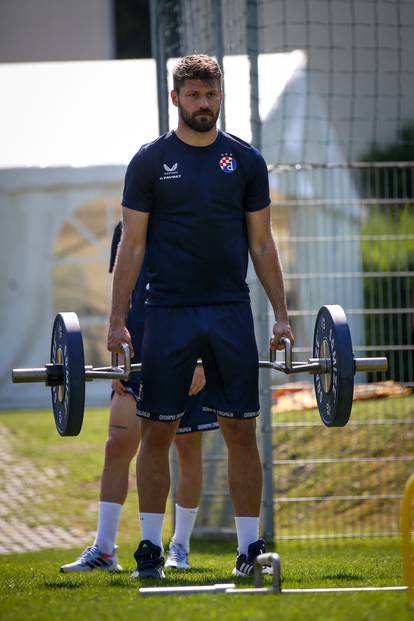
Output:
[
  {"xmin": 165, "ymin": 541, "xmax": 190, "ymax": 570},
  {"xmin": 60, "ymin": 545, "xmax": 122, "ymax": 573}
]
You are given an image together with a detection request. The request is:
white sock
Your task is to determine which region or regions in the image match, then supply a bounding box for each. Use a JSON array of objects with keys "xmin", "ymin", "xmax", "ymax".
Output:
[
  {"xmin": 93, "ymin": 501, "xmax": 122, "ymax": 555},
  {"xmin": 139, "ymin": 512, "xmax": 165, "ymax": 551},
  {"xmin": 172, "ymin": 504, "xmax": 199, "ymax": 552},
  {"xmin": 235, "ymin": 516, "xmax": 260, "ymax": 555}
]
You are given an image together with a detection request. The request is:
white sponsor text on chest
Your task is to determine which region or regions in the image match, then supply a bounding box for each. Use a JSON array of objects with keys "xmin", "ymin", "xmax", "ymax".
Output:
[{"xmin": 160, "ymin": 162, "xmax": 181, "ymax": 181}]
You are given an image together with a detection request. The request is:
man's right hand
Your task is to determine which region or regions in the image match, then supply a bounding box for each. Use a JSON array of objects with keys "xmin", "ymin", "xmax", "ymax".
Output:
[{"xmin": 107, "ymin": 322, "xmax": 134, "ymax": 357}]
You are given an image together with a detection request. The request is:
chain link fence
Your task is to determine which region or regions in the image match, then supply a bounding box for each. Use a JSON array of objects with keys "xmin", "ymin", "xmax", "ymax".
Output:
[
  {"xmin": 152, "ymin": 0, "xmax": 414, "ymax": 540},
  {"xmin": 269, "ymin": 162, "xmax": 414, "ymax": 540}
]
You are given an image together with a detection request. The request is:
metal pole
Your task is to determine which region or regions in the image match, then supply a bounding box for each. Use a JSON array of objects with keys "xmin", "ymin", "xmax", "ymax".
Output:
[
  {"xmin": 247, "ymin": 0, "xmax": 261, "ymax": 149},
  {"xmin": 246, "ymin": 0, "xmax": 274, "ymax": 544},
  {"xmin": 150, "ymin": 3, "xmax": 172, "ymax": 532},
  {"xmin": 211, "ymin": 0, "xmax": 226, "ymax": 132},
  {"xmin": 150, "ymin": 0, "xmax": 169, "ymax": 135},
  {"xmin": 257, "ymin": 301, "xmax": 274, "ymax": 545}
]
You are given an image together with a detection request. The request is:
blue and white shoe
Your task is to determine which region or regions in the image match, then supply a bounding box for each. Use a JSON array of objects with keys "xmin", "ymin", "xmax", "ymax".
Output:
[
  {"xmin": 131, "ymin": 540, "xmax": 165, "ymax": 579},
  {"xmin": 165, "ymin": 540, "xmax": 190, "ymax": 570},
  {"xmin": 60, "ymin": 545, "xmax": 121, "ymax": 573},
  {"xmin": 232, "ymin": 538, "xmax": 272, "ymax": 577}
]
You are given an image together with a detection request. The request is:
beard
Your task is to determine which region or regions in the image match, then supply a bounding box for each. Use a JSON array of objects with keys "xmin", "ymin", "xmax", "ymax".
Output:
[{"xmin": 178, "ymin": 102, "xmax": 220, "ymax": 133}]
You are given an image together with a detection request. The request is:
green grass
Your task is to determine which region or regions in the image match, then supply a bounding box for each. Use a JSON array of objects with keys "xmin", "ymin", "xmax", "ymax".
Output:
[
  {"xmin": 0, "ymin": 407, "xmax": 413, "ymax": 618},
  {"xmin": 0, "ymin": 539, "xmax": 411, "ymax": 621}
]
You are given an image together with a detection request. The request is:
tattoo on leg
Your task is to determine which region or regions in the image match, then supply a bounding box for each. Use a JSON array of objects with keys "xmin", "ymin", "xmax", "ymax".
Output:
[{"xmin": 110, "ymin": 424, "xmax": 128, "ymax": 430}]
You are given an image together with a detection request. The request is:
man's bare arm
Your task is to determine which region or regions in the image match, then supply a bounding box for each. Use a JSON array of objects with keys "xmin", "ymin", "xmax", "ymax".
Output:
[
  {"xmin": 107, "ymin": 207, "xmax": 149, "ymax": 355},
  {"xmin": 246, "ymin": 206, "xmax": 294, "ymax": 349}
]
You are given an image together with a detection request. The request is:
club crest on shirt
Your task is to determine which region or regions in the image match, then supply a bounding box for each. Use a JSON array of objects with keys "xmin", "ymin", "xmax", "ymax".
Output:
[{"xmin": 219, "ymin": 154, "xmax": 237, "ymax": 173}]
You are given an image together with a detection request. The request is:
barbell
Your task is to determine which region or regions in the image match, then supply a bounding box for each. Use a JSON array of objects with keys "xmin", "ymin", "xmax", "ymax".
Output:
[{"xmin": 11, "ymin": 304, "xmax": 387, "ymax": 436}]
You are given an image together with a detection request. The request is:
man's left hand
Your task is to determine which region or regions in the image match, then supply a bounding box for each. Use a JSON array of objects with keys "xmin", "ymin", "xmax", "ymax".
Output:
[{"xmin": 188, "ymin": 366, "xmax": 206, "ymax": 396}]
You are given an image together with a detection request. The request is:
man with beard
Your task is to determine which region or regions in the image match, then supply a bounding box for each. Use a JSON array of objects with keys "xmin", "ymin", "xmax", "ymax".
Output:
[{"xmin": 107, "ymin": 54, "xmax": 293, "ymax": 579}]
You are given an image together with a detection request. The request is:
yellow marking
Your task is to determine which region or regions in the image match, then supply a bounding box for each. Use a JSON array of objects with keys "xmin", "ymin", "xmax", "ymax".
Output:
[{"xmin": 401, "ymin": 473, "xmax": 414, "ymax": 606}]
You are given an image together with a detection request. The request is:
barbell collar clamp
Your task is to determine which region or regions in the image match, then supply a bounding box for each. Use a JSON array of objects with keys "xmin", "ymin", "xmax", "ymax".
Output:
[{"xmin": 45, "ymin": 363, "xmax": 63, "ymax": 386}]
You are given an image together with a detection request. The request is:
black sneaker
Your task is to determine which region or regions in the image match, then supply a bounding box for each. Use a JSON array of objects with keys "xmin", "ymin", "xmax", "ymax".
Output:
[
  {"xmin": 232, "ymin": 538, "xmax": 272, "ymax": 577},
  {"xmin": 131, "ymin": 540, "xmax": 165, "ymax": 579}
]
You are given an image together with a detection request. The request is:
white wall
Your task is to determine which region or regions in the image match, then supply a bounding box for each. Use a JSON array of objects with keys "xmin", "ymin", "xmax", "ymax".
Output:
[
  {"xmin": 0, "ymin": 0, "xmax": 114, "ymax": 62},
  {"xmin": 0, "ymin": 59, "xmax": 158, "ymax": 169}
]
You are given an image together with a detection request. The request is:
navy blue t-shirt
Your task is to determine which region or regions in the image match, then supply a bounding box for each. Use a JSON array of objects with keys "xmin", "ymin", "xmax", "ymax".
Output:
[{"xmin": 121, "ymin": 130, "xmax": 270, "ymax": 306}]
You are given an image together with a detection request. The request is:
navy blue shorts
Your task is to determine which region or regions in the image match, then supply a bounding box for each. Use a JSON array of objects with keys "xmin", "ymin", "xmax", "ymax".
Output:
[
  {"xmin": 112, "ymin": 383, "xmax": 218, "ymax": 434},
  {"xmin": 137, "ymin": 303, "xmax": 260, "ymax": 421}
]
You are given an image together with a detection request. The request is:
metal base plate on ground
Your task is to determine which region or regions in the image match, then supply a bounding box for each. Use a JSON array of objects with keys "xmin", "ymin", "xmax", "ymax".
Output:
[
  {"xmin": 140, "ymin": 583, "xmax": 236, "ymax": 596},
  {"xmin": 139, "ymin": 584, "xmax": 407, "ymax": 597}
]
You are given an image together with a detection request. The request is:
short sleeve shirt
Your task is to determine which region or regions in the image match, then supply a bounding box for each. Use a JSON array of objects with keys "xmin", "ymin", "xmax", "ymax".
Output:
[{"xmin": 122, "ymin": 130, "xmax": 270, "ymax": 306}]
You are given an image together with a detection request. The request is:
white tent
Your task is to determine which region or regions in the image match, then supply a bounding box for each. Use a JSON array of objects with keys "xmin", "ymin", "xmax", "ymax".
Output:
[{"xmin": 259, "ymin": 52, "xmax": 364, "ymax": 351}]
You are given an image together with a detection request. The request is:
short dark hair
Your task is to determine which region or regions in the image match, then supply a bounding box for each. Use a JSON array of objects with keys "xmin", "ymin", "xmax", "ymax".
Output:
[{"xmin": 172, "ymin": 54, "xmax": 222, "ymax": 92}]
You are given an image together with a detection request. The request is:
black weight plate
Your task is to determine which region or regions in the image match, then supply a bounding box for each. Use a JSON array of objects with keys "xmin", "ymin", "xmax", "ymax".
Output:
[
  {"xmin": 50, "ymin": 313, "xmax": 85, "ymax": 436},
  {"xmin": 313, "ymin": 305, "xmax": 354, "ymax": 427}
]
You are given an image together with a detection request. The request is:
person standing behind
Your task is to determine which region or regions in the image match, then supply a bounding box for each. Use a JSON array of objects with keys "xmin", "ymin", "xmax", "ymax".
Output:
[{"xmin": 61, "ymin": 222, "xmax": 218, "ymax": 574}]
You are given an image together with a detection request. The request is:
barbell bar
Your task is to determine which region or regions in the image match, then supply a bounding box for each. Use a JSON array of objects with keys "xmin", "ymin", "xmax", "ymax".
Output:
[{"xmin": 11, "ymin": 305, "xmax": 387, "ymax": 436}]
